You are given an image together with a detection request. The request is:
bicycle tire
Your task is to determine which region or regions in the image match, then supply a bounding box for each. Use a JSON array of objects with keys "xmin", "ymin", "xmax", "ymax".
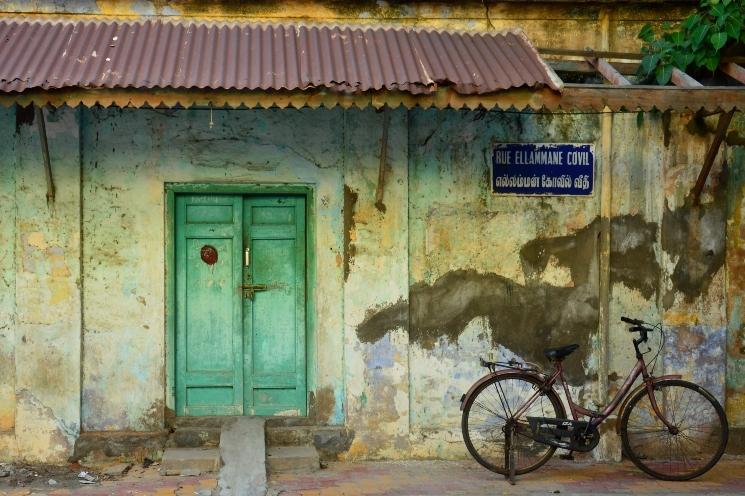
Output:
[
  {"xmin": 620, "ymin": 379, "xmax": 728, "ymax": 481},
  {"xmin": 461, "ymin": 372, "xmax": 566, "ymax": 476}
]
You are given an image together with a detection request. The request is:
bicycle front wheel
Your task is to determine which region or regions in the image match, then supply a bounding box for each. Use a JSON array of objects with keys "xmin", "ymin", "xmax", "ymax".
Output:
[
  {"xmin": 620, "ymin": 379, "xmax": 728, "ymax": 481},
  {"xmin": 461, "ymin": 372, "xmax": 565, "ymax": 476}
]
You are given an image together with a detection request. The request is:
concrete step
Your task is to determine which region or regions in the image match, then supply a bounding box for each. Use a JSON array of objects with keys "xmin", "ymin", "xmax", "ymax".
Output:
[
  {"xmin": 72, "ymin": 431, "xmax": 168, "ymax": 461},
  {"xmin": 265, "ymin": 425, "xmax": 352, "ymax": 461},
  {"xmin": 265, "ymin": 416, "xmax": 319, "ymax": 428},
  {"xmin": 266, "ymin": 446, "xmax": 320, "ymax": 474},
  {"xmin": 168, "ymin": 427, "xmax": 221, "ymax": 448},
  {"xmin": 161, "ymin": 447, "xmax": 221, "ymax": 476},
  {"xmin": 170, "ymin": 416, "xmax": 239, "ymax": 429}
]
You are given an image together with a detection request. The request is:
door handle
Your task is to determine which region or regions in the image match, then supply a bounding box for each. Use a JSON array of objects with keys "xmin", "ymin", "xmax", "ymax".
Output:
[
  {"xmin": 242, "ymin": 283, "xmax": 268, "ymax": 300},
  {"xmin": 244, "ymin": 247, "xmax": 250, "ymax": 267}
]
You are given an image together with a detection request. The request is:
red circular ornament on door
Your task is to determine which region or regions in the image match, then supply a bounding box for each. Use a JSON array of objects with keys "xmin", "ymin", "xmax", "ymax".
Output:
[{"xmin": 200, "ymin": 245, "xmax": 218, "ymax": 265}]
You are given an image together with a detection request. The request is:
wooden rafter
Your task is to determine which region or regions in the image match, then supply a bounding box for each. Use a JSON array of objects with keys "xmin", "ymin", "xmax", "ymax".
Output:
[
  {"xmin": 671, "ymin": 68, "xmax": 703, "ymax": 88},
  {"xmin": 721, "ymin": 62, "xmax": 745, "ymax": 84},
  {"xmin": 586, "ymin": 57, "xmax": 631, "ymax": 85}
]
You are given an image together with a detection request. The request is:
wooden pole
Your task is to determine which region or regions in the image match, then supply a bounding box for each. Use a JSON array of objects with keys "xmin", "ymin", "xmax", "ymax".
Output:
[
  {"xmin": 374, "ymin": 107, "xmax": 390, "ymax": 212},
  {"xmin": 34, "ymin": 105, "xmax": 55, "ymax": 204},
  {"xmin": 690, "ymin": 109, "xmax": 736, "ymax": 205}
]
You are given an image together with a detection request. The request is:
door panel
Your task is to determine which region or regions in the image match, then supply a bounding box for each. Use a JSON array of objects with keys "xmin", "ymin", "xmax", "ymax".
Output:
[
  {"xmin": 175, "ymin": 195, "xmax": 244, "ymax": 416},
  {"xmin": 244, "ymin": 196, "xmax": 307, "ymax": 416},
  {"xmin": 174, "ymin": 192, "xmax": 307, "ymax": 417},
  {"xmin": 185, "ymin": 237, "xmax": 234, "ymax": 371}
]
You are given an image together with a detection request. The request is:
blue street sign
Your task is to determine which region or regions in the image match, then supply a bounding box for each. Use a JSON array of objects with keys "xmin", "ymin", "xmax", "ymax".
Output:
[{"xmin": 492, "ymin": 143, "xmax": 594, "ymax": 195}]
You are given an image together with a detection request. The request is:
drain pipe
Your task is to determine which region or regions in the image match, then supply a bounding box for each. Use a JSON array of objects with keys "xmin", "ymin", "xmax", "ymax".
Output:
[{"xmin": 35, "ymin": 105, "xmax": 55, "ymax": 205}]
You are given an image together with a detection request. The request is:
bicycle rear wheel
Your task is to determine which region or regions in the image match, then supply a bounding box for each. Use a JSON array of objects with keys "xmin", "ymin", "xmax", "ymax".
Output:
[
  {"xmin": 620, "ymin": 379, "xmax": 728, "ymax": 481},
  {"xmin": 461, "ymin": 372, "xmax": 565, "ymax": 476}
]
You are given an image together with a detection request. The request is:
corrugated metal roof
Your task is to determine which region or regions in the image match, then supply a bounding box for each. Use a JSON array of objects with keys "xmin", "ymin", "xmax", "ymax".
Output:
[{"xmin": 0, "ymin": 19, "xmax": 561, "ymax": 96}]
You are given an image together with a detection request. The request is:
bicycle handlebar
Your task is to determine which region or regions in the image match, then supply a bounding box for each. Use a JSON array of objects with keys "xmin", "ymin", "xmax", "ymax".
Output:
[
  {"xmin": 621, "ymin": 317, "xmax": 657, "ymax": 358},
  {"xmin": 621, "ymin": 316, "xmax": 645, "ymax": 326}
]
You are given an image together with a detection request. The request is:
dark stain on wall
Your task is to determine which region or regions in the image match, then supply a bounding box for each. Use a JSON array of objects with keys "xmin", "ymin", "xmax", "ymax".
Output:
[
  {"xmin": 662, "ymin": 190, "xmax": 726, "ymax": 305},
  {"xmin": 343, "ymin": 185, "xmax": 358, "ymax": 282},
  {"xmin": 137, "ymin": 399, "xmax": 165, "ymax": 432},
  {"xmin": 15, "ymin": 104, "xmax": 34, "ymax": 133},
  {"xmin": 518, "ymin": 201, "xmax": 723, "ymax": 310},
  {"xmin": 356, "ymin": 194, "xmax": 726, "ymax": 385},
  {"xmin": 610, "ymin": 215, "xmax": 660, "ymax": 300},
  {"xmin": 356, "ymin": 298, "xmax": 408, "ymax": 344},
  {"xmin": 357, "ymin": 270, "xmax": 599, "ymax": 385},
  {"xmin": 308, "ymin": 386, "xmax": 336, "ymax": 423},
  {"xmin": 313, "ymin": 427, "xmax": 355, "ymax": 461},
  {"xmin": 522, "ymin": 214, "xmax": 659, "ymax": 300},
  {"xmin": 520, "ymin": 219, "xmax": 598, "ymax": 287}
]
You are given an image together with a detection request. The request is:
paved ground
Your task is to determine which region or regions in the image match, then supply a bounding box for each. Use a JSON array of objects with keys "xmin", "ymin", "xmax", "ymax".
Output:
[
  {"xmin": 268, "ymin": 457, "xmax": 745, "ymax": 496},
  {"xmin": 2, "ymin": 456, "xmax": 745, "ymax": 495}
]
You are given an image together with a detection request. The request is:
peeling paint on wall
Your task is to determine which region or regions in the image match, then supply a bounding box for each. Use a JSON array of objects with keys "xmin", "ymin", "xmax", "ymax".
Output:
[{"xmin": 343, "ymin": 185, "xmax": 358, "ymax": 282}]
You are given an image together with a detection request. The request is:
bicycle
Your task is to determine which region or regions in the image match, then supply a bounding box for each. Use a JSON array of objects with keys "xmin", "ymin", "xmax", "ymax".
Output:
[{"xmin": 460, "ymin": 316, "xmax": 728, "ymax": 484}]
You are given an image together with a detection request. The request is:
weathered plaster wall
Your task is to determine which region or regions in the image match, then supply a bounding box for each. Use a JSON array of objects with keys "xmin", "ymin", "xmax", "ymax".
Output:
[
  {"xmin": 607, "ymin": 112, "xmax": 729, "ymax": 439},
  {"xmin": 1, "ymin": 0, "xmax": 693, "ymax": 53},
  {"xmin": 347, "ymin": 109, "xmax": 735, "ymax": 460},
  {"xmin": 342, "ymin": 109, "xmax": 410, "ymax": 459},
  {"xmin": 2, "ymin": 106, "xmax": 82, "ymax": 463},
  {"xmin": 726, "ymin": 119, "xmax": 745, "ymax": 428},
  {"xmin": 1, "ymin": 105, "xmax": 741, "ymax": 463},
  {"xmin": 80, "ymin": 107, "xmax": 347, "ymax": 430},
  {"xmin": 406, "ymin": 109, "xmax": 602, "ymax": 458},
  {"xmin": 0, "ymin": 107, "xmax": 18, "ymax": 459}
]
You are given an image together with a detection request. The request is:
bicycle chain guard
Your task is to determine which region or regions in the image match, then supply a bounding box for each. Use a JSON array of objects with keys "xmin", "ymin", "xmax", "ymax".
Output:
[{"xmin": 526, "ymin": 417, "xmax": 600, "ymax": 452}]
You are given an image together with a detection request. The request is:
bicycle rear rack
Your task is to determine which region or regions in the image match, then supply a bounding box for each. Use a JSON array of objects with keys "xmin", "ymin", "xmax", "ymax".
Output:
[{"xmin": 480, "ymin": 357, "xmax": 543, "ymax": 374}]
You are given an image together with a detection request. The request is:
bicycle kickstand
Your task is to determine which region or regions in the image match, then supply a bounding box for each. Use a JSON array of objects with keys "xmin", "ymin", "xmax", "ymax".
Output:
[{"xmin": 507, "ymin": 429, "xmax": 516, "ymax": 485}]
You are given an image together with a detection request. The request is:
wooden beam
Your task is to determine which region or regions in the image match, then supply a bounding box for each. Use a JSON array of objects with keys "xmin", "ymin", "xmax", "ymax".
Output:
[
  {"xmin": 547, "ymin": 59, "xmax": 639, "ymax": 75},
  {"xmin": 586, "ymin": 57, "xmax": 631, "ymax": 85},
  {"xmin": 721, "ymin": 62, "xmax": 745, "ymax": 85},
  {"xmin": 689, "ymin": 109, "xmax": 736, "ymax": 205},
  {"xmin": 538, "ymin": 47, "xmax": 644, "ymax": 60},
  {"xmin": 671, "ymin": 67, "xmax": 703, "ymax": 88},
  {"xmin": 538, "ymin": 47, "xmax": 745, "ymax": 64},
  {"xmin": 1, "ymin": 85, "xmax": 743, "ymax": 113},
  {"xmin": 552, "ymin": 84, "xmax": 744, "ymax": 112}
]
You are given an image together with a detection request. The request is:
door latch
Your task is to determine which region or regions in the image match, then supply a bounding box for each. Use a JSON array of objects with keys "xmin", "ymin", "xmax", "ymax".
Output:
[{"xmin": 242, "ymin": 283, "xmax": 267, "ymax": 300}]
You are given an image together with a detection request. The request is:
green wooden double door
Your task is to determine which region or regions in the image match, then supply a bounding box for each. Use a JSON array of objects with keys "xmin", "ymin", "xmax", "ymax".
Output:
[{"xmin": 174, "ymin": 194, "xmax": 307, "ymax": 416}]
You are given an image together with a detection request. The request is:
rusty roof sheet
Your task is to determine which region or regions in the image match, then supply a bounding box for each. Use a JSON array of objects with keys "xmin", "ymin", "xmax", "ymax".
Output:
[{"xmin": 0, "ymin": 19, "xmax": 562, "ymax": 96}]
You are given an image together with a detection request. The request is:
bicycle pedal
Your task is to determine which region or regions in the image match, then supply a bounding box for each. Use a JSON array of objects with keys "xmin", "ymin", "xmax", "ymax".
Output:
[{"xmin": 559, "ymin": 453, "xmax": 575, "ymax": 461}]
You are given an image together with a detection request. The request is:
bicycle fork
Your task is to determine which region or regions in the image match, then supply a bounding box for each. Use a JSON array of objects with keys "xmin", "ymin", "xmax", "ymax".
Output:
[{"xmin": 505, "ymin": 422, "xmax": 516, "ymax": 485}]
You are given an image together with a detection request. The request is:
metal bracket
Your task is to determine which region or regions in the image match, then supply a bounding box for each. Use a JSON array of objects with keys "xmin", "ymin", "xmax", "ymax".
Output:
[{"xmin": 242, "ymin": 283, "xmax": 268, "ymax": 300}]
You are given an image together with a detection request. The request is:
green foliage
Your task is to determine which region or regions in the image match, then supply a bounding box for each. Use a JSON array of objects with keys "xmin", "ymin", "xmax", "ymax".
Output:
[{"xmin": 638, "ymin": 0, "xmax": 745, "ymax": 84}]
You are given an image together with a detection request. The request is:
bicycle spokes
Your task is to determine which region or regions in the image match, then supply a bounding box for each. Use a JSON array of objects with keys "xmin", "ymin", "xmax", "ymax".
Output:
[
  {"xmin": 462, "ymin": 373, "xmax": 565, "ymax": 477},
  {"xmin": 622, "ymin": 381, "xmax": 727, "ymax": 480}
]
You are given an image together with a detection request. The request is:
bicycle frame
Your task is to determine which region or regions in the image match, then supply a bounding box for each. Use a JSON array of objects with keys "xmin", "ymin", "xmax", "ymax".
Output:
[{"xmin": 509, "ymin": 356, "xmax": 682, "ymax": 431}]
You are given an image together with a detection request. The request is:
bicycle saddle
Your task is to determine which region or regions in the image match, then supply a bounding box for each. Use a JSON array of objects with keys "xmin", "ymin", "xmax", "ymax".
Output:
[{"xmin": 543, "ymin": 344, "xmax": 579, "ymax": 361}]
